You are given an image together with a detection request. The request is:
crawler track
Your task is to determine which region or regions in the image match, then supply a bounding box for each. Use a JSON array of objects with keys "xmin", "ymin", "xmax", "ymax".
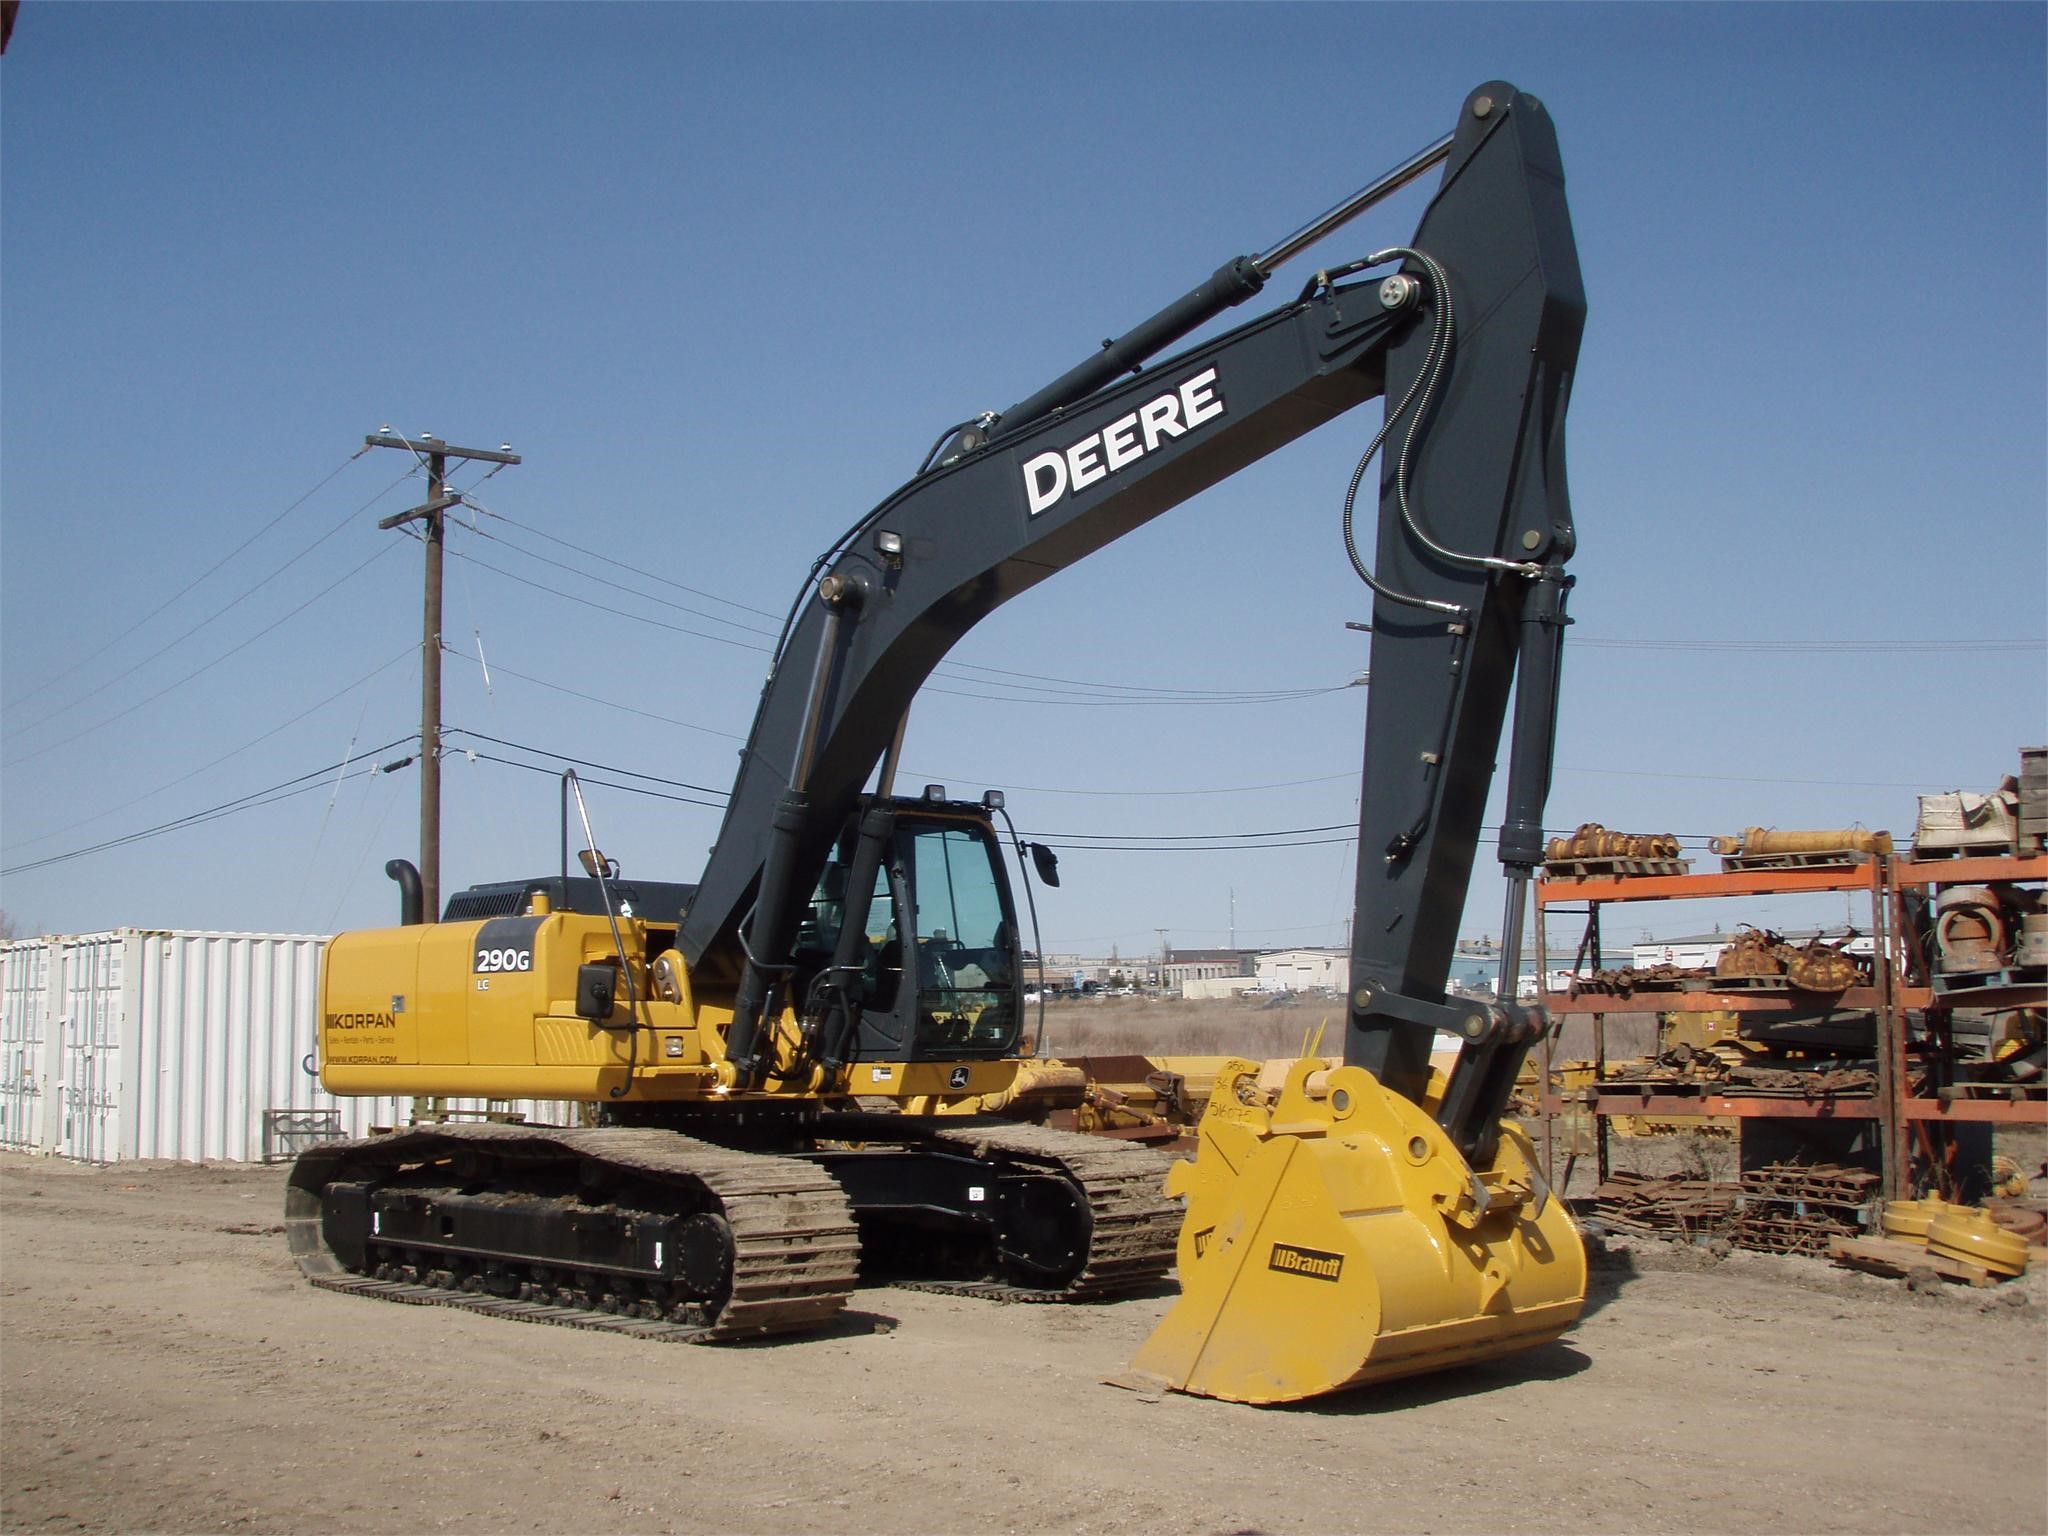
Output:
[
  {"xmin": 286, "ymin": 1124, "xmax": 861, "ymax": 1342},
  {"xmin": 815, "ymin": 1113, "xmax": 1181, "ymax": 1302},
  {"xmin": 288, "ymin": 1116, "xmax": 1180, "ymax": 1342}
]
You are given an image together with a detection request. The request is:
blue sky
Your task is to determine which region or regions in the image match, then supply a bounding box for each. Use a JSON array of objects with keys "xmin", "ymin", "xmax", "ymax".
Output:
[{"xmin": 3, "ymin": 2, "xmax": 2043, "ymax": 960}]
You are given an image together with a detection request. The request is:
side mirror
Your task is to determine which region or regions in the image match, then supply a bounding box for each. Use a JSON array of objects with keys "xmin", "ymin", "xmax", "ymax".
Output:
[
  {"xmin": 578, "ymin": 848, "xmax": 620, "ymax": 880},
  {"xmin": 1028, "ymin": 842, "xmax": 1061, "ymax": 889}
]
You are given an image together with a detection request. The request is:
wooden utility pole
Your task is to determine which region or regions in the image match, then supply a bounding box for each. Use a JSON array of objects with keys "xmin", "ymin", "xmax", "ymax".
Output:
[{"xmin": 365, "ymin": 432, "xmax": 521, "ymax": 920}]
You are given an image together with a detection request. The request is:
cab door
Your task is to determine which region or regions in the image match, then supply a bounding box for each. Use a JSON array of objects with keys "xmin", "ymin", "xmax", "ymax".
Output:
[{"xmin": 850, "ymin": 812, "xmax": 1021, "ymax": 1062}]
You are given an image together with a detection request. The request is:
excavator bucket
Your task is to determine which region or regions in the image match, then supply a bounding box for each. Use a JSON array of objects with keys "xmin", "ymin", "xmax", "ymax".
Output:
[{"xmin": 1126, "ymin": 1057, "xmax": 1585, "ymax": 1405}]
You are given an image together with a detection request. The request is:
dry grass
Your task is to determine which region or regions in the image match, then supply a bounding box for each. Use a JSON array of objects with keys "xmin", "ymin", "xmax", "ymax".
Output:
[
  {"xmin": 1028, "ymin": 994, "xmax": 1346, "ymax": 1060},
  {"xmin": 1031, "ymin": 994, "xmax": 1663, "ymax": 1065}
]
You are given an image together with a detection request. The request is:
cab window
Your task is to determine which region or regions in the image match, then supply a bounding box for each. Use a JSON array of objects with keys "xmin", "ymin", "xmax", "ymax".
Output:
[{"xmin": 902, "ymin": 823, "xmax": 1017, "ymax": 1055}]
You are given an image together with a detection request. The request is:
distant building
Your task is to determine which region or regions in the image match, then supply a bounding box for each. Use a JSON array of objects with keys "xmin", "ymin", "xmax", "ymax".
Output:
[
  {"xmin": 1160, "ymin": 947, "xmax": 1252, "ymax": 991},
  {"xmin": 1253, "ymin": 949, "xmax": 1349, "ymax": 993}
]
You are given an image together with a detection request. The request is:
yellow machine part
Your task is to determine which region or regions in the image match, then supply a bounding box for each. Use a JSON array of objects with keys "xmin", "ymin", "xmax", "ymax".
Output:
[
  {"xmin": 315, "ymin": 910, "xmax": 1025, "ymax": 1108},
  {"xmin": 1127, "ymin": 1056, "xmax": 1586, "ymax": 1405},
  {"xmin": 1881, "ymin": 1195, "xmax": 1951, "ymax": 1246},
  {"xmin": 1925, "ymin": 1206, "xmax": 2030, "ymax": 1277},
  {"xmin": 907, "ymin": 1058, "xmax": 1088, "ymax": 1117}
]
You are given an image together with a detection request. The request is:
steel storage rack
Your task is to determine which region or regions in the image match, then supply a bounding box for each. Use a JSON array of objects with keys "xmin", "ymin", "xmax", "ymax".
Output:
[
  {"xmin": 1531, "ymin": 853, "xmax": 2046, "ymax": 1202},
  {"xmin": 1885, "ymin": 853, "xmax": 2048, "ymax": 1196}
]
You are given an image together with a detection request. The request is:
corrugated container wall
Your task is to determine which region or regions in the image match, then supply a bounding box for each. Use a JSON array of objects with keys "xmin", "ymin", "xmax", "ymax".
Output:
[{"xmin": 0, "ymin": 931, "xmax": 578, "ymax": 1164}]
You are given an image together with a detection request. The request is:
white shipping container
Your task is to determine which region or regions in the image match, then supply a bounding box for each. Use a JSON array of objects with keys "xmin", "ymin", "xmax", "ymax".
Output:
[
  {"xmin": 1, "ymin": 938, "xmax": 52, "ymax": 1151},
  {"xmin": 0, "ymin": 931, "xmax": 580, "ymax": 1164}
]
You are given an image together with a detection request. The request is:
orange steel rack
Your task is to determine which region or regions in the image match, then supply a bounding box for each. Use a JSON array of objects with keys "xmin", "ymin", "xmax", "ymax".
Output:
[{"xmin": 1532, "ymin": 854, "xmax": 2046, "ymax": 1201}]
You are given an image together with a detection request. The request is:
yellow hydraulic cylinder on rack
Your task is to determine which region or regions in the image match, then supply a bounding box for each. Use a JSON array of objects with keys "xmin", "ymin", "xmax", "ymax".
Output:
[{"xmin": 1127, "ymin": 1057, "xmax": 1586, "ymax": 1405}]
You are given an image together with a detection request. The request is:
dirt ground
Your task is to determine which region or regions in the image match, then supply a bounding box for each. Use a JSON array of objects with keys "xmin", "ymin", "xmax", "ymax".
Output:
[{"xmin": 4, "ymin": 1152, "xmax": 2044, "ymax": 1536}]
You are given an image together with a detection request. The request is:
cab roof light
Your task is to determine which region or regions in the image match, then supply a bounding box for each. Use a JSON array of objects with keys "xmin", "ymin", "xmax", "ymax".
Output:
[
  {"xmin": 982, "ymin": 790, "xmax": 1005, "ymax": 810},
  {"xmin": 924, "ymin": 783, "xmax": 947, "ymax": 802}
]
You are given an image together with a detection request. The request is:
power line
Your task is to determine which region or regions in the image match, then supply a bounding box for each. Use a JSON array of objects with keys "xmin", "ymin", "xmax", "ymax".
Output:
[
  {"xmin": 449, "ymin": 548, "xmax": 780, "ymax": 656},
  {"xmin": 1027, "ymin": 821, "xmax": 1356, "ymax": 843},
  {"xmin": 0, "ymin": 450, "xmax": 378, "ymax": 713},
  {"xmin": 456, "ymin": 751, "xmax": 728, "ymax": 811},
  {"xmin": 932, "ymin": 657, "xmax": 1348, "ymax": 700},
  {"xmin": 444, "ymin": 728, "xmax": 730, "ymax": 803},
  {"xmin": 451, "ymin": 500, "xmax": 2038, "ymax": 682},
  {"xmin": 454, "ymin": 561, "xmax": 1359, "ymax": 708},
  {"xmin": 437, "ymin": 645, "xmax": 750, "ymax": 742},
  {"xmin": 2, "ymin": 542, "xmax": 405, "ymax": 769},
  {"xmin": 1573, "ymin": 636, "xmax": 2043, "ymax": 654},
  {"xmin": 4, "ymin": 465, "xmax": 416, "ymax": 733},
  {"xmin": 927, "ymin": 769, "xmax": 1358, "ymax": 798},
  {"xmin": 452, "ymin": 540, "xmax": 1352, "ymax": 706},
  {"xmin": 454, "ymin": 536, "xmax": 1343, "ymax": 708},
  {"xmin": 0, "ymin": 644, "xmax": 417, "ymax": 855},
  {"xmin": 1031, "ymin": 833, "xmax": 1359, "ymax": 853},
  {"xmin": 431, "ymin": 640, "xmax": 1980, "ymax": 816},
  {"xmin": 1556, "ymin": 763, "xmax": 1963, "ymax": 790},
  {"xmin": 430, "ymin": 745, "xmax": 1741, "ymax": 853},
  {"xmin": 1, "ymin": 736, "xmax": 418, "ymax": 878},
  {"xmin": 324, "ymin": 768, "xmax": 409, "ymax": 932},
  {"xmin": 917, "ymin": 684, "xmax": 1343, "ymax": 712},
  {"xmin": 463, "ymin": 518, "xmax": 783, "ymax": 640},
  {"xmin": 461, "ymin": 499, "xmax": 783, "ymax": 624}
]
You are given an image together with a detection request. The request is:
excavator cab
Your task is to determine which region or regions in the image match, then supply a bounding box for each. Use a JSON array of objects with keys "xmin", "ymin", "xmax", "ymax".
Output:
[{"xmin": 793, "ymin": 796, "xmax": 1024, "ymax": 1066}]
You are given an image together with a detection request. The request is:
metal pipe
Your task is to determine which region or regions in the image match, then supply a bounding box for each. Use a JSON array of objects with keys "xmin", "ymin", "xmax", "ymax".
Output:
[
  {"xmin": 1252, "ymin": 133, "xmax": 1453, "ymax": 276},
  {"xmin": 1000, "ymin": 131, "xmax": 1453, "ymax": 435},
  {"xmin": 385, "ymin": 859, "xmax": 424, "ymax": 926},
  {"xmin": 565, "ymin": 770, "xmax": 644, "ymax": 1095},
  {"xmin": 789, "ymin": 607, "xmax": 843, "ymax": 793},
  {"xmin": 875, "ymin": 708, "xmax": 911, "ymax": 799},
  {"xmin": 1496, "ymin": 875, "xmax": 1528, "ymax": 1002}
]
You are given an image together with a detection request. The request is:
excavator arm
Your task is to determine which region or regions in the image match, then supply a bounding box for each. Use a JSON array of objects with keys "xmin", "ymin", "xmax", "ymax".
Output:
[{"xmin": 681, "ymin": 83, "xmax": 1583, "ymax": 1136}]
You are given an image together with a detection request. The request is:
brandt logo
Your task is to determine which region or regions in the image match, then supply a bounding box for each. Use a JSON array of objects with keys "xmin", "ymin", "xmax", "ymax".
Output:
[
  {"xmin": 1267, "ymin": 1241, "xmax": 1344, "ymax": 1283},
  {"xmin": 1021, "ymin": 367, "xmax": 1228, "ymax": 517}
]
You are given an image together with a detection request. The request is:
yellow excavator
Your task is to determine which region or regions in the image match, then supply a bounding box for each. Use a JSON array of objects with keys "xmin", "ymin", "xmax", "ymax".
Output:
[{"xmin": 290, "ymin": 79, "xmax": 1587, "ymax": 1403}]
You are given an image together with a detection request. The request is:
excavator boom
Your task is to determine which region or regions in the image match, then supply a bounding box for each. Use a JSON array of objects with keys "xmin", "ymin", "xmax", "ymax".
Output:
[{"xmin": 683, "ymin": 86, "xmax": 1583, "ymax": 1143}]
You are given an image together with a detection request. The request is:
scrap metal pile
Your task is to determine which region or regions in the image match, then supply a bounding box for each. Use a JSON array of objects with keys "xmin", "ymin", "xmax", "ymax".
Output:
[
  {"xmin": 1593, "ymin": 1163, "xmax": 1884, "ymax": 1256},
  {"xmin": 1713, "ymin": 926, "xmax": 1867, "ymax": 993},
  {"xmin": 1566, "ymin": 926, "xmax": 1870, "ymax": 999},
  {"xmin": 1589, "ymin": 1171, "xmax": 1739, "ymax": 1240},
  {"xmin": 1599, "ymin": 1042, "xmax": 1877, "ymax": 1102},
  {"xmin": 1732, "ymin": 1163, "xmax": 1880, "ymax": 1256}
]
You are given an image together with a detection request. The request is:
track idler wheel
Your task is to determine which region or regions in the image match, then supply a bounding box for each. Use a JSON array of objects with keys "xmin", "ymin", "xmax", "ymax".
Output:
[
  {"xmin": 674, "ymin": 1212, "xmax": 735, "ymax": 1298},
  {"xmin": 1126, "ymin": 1057, "xmax": 1586, "ymax": 1405},
  {"xmin": 994, "ymin": 1173, "xmax": 1091, "ymax": 1288}
]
